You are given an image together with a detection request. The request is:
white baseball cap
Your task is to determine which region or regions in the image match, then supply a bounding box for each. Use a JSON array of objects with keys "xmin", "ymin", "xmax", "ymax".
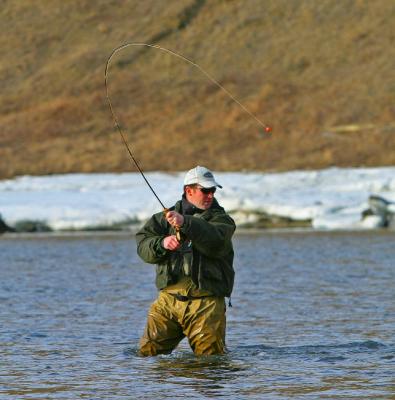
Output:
[{"xmin": 184, "ymin": 166, "xmax": 222, "ymax": 188}]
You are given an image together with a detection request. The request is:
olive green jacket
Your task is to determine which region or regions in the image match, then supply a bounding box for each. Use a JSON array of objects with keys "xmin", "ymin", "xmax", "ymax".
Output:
[{"xmin": 136, "ymin": 198, "xmax": 236, "ymax": 297}]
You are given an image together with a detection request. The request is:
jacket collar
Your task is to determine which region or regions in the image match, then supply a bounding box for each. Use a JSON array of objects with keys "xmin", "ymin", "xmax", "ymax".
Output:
[{"xmin": 181, "ymin": 195, "xmax": 204, "ymax": 215}]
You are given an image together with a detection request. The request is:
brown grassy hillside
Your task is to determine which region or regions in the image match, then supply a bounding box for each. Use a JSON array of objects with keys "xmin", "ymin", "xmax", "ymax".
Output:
[{"xmin": 0, "ymin": 0, "xmax": 394, "ymax": 179}]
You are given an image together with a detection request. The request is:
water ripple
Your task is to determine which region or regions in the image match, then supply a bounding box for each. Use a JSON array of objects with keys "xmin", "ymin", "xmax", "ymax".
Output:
[{"xmin": 1, "ymin": 232, "xmax": 394, "ymax": 399}]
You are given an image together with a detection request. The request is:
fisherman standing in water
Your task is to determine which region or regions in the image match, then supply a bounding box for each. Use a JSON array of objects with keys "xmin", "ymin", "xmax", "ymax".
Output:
[{"xmin": 136, "ymin": 166, "xmax": 236, "ymax": 356}]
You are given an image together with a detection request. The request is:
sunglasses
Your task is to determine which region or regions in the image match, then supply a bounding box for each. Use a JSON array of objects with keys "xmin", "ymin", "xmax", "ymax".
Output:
[{"xmin": 197, "ymin": 186, "xmax": 216, "ymax": 194}]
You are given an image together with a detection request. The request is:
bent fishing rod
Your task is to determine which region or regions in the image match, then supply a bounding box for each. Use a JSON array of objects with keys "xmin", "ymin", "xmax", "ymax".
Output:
[{"xmin": 105, "ymin": 42, "xmax": 272, "ymax": 211}]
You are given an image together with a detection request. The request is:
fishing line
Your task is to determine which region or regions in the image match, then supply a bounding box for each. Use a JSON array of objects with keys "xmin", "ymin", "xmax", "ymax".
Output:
[{"xmin": 105, "ymin": 42, "xmax": 271, "ymax": 210}]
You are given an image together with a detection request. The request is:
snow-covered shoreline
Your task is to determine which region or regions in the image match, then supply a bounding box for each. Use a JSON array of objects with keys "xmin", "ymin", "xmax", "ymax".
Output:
[{"xmin": 1, "ymin": 167, "xmax": 394, "ymax": 232}]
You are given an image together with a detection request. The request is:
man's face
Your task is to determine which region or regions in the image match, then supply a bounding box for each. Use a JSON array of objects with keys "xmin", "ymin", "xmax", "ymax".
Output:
[{"xmin": 185, "ymin": 185, "xmax": 216, "ymax": 210}]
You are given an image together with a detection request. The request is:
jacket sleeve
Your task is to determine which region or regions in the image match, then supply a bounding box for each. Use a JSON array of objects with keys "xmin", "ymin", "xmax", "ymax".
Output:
[
  {"xmin": 136, "ymin": 213, "xmax": 169, "ymax": 264},
  {"xmin": 180, "ymin": 212, "xmax": 235, "ymax": 258}
]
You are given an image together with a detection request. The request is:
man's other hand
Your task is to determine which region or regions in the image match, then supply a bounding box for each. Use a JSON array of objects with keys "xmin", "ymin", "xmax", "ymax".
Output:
[{"xmin": 163, "ymin": 235, "xmax": 181, "ymax": 250}]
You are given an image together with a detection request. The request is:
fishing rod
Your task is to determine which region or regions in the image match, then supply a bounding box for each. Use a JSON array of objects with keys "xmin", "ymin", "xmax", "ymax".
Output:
[
  {"xmin": 104, "ymin": 42, "xmax": 272, "ymax": 211},
  {"xmin": 105, "ymin": 45, "xmax": 166, "ymax": 209}
]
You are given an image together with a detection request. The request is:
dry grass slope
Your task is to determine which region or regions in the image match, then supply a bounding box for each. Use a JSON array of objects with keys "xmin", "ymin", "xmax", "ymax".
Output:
[{"xmin": 0, "ymin": 0, "xmax": 394, "ymax": 178}]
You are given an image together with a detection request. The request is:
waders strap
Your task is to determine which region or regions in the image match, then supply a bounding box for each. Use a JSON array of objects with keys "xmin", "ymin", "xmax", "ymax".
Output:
[{"xmin": 170, "ymin": 293, "xmax": 213, "ymax": 302}]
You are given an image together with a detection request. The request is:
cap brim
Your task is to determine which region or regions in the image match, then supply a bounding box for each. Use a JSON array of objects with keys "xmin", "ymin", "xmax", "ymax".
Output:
[{"xmin": 199, "ymin": 180, "xmax": 222, "ymax": 189}]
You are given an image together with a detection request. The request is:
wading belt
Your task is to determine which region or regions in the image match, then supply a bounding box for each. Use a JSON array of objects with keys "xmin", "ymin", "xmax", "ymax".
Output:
[{"xmin": 170, "ymin": 293, "xmax": 214, "ymax": 302}]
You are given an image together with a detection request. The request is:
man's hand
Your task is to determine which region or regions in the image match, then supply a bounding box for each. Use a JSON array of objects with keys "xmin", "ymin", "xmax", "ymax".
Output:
[
  {"xmin": 162, "ymin": 235, "xmax": 181, "ymax": 251},
  {"xmin": 166, "ymin": 211, "xmax": 184, "ymax": 228}
]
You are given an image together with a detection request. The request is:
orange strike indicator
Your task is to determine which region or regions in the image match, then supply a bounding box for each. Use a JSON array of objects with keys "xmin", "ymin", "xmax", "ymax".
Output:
[{"xmin": 259, "ymin": 125, "xmax": 273, "ymax": 138}]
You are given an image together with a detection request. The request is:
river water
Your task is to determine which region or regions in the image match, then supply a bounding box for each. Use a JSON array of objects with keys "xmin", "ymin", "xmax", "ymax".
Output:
[{"xmin": 1, "ymin": 231, "xmax": 394, "ymax": 399}]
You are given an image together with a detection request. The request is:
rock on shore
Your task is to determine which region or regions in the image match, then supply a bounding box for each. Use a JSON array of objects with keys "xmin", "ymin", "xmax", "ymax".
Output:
[{"xmin": 0, "ymin": 214, "xmax": 13, "ymax": 233}]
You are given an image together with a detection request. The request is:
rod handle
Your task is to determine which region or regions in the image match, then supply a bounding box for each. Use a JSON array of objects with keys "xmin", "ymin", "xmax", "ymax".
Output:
[{"xmin": 163, "ymin": 208, "xmax": 182, "ymax": 242}]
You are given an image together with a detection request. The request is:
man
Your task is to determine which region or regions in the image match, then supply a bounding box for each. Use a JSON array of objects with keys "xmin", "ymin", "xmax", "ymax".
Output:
[{"xmin": 136, "ymin": 166, "xmax": 236, "ymax": 356}]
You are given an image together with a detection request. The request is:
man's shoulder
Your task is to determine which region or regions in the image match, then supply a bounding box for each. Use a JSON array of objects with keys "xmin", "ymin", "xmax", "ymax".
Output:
[
  {"xmin": 206, "ymin": 201, "xmax": 236, "ymax": 227},
  {"xmin": 210, "ymin": 199, "xmax": 230, "ymax": 217}
]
